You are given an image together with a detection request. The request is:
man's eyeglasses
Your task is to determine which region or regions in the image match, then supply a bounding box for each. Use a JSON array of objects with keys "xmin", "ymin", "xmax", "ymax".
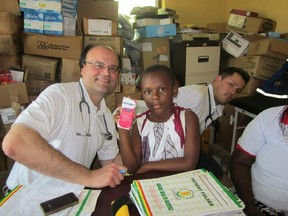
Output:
[{"xmin": 85, "ymin": 61, "xmax": 120, "ymax": 74}]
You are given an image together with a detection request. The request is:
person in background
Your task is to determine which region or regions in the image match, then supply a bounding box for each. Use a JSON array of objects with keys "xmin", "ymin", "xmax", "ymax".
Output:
[
  {"xmin": 230, "ymin": 105, "xmax": 288, "ymax": 216},
  {"xmin": 131, "ymin": 67, "xmax": 250, "ymax": 178},
  {"xmin": 175, "ymin": 67, "xmax": 250, "ymax": 134},
  {"xmin": 2, "ymin": 45, "xmax": 127, "ymax": 194},
  {"xmin": 117, "ymin": 64, "xmax": 201, "ymax": 174}
]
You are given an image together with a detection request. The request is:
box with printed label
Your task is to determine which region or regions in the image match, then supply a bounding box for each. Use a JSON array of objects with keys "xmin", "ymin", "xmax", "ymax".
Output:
[
  {"xmin": 23, "ymin": 11, "xmax": 44, "ymax": 34},
  {"xmin": 83, "ymin": 18, "xmax": 117, "ymax": 36},
  {"xmin": 23, "ymin": 33, "xmax": 82, "ymax": 59},
  {"xmin": 225, "ymin": 55, "xmax": 284, "ymax": 80},
  {"xmin": 136, "ymin": 24, "xmax": 176, "ymax": 38},
  {"xmin": 20, "ymin": 0, "xmax": 62, "ymax": 14},
  {"xmin": 139, "ymin": 37, "xmax": 170, "ymax": 68},
  {"xmin": 0, "ymin": 12, "xmax": 22, "ymax": 34},
  {"xmin": 22, "ymin": 54, "xmax": 59, "ymax": 81},
  {"xmin": 44, "ymin": 13, "xmax": 63, "ymax": 35},
  {"xmin": 83, "ymin": 36, "xmax": 123, "ymax": 55},
  {"xmin": 77, "ymin": 0, "xmax": 118, "ymax": 37},
  {"xmin": 0, "ymin": 34, "xmax": 22, "ymax": 56},
  {"xmin": 227, "ymin": 16, "xmax": 276, "ymax": 35}
]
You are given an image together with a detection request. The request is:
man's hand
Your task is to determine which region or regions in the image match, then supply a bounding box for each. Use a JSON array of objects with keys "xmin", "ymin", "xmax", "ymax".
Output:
[{"xmin": 89, "ymin": 163, "xmax": 127, "ymax": 188}]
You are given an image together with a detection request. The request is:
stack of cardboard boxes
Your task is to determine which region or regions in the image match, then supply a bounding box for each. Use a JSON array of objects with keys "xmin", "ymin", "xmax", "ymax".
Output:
[
  {"xmin": 222, "ymin": 9, "xmax": 288, "ymax": 97},
  {"xmin": 1, "ymin": 0, "xmax": 145, "ymax": 114},
  {"xmin": 211, "ymin": 9, "xmax": 288, "ymax": 173},
  {"xmin": 210, "ymin": 10, "xmax": 288, "ymax": 175},
  {"xmin": 133, "ymin": 8, "xmax": 178, "ymax": 71},
  {"xmin": 0, "ymin": 1, "xmax": 29, "ymax": 142},
  {"xmin": 20, "ymin": 0, "xmax": 82, "ymax": 97}
]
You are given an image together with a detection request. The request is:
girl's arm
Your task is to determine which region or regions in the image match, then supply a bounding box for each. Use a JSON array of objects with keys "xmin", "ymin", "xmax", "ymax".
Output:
[
  {"xmin": 118, "ymin": 124, "xmax": 142, "ymax": 174},
  {"xmin": 137, "ymin": 110, "xmax": 201, "ymax": 173}
]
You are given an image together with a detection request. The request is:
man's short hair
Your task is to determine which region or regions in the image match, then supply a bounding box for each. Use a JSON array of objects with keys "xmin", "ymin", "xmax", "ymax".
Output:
[
  {"xmin": 219, "ymin": 67, "xmax": 250, "ymax": 84},
  {"xmin": 79, "ymin": 44, "xmax": 122, "ymax": 69}
]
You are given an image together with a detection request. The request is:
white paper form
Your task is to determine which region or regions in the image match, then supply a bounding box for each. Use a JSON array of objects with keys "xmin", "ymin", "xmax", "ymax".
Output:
[
  {"xmin": 68, "ymin": 189, "xmax": 101, "ymax": 216},
  {"xmin": 0, "ymin": 176, "xmax": 84, "ymax": 216}
]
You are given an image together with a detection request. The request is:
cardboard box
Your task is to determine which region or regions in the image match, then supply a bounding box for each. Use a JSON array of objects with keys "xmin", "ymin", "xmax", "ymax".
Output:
[
  {"xmin": 43, "ymin": 13, "xmax": 63, "ymax": 35},
  {"xmin": 77, "ymin": 0, "xmax": 118, "ymax": 35},
  {"xmin": 136, "ymin": 24, "xmax": 176, "ymax": 38},
  {"xmin": 0, "ymin": 103, "xmax": 22, "ymax": 138},
  {"xmin": 173, "ymin": 32, "xmax": 220, "ymax": 43},
  {"xmin": 247, "ymin": 35, "xmax": 288, "ymax": 60},
  {"xmin": 60, "ymin": 58, "xmax": 81, "ymax": 82},
  {"xmin": 241, "ymin": 77, "xmax": 265, "ymax": 95},
  {"xmin": 23, "ymin": 33, "xmax": 83, "ymax": 59},
  {"xmin": 206, "ymin": 22, "xmax": 228, "ymax": 34},
  {"xmin": 136, "ymin": 18, "xmax": 173, "ymax": 27},
  {"xmin": 26, "ymin": 78, "xmax": 55, "ymax": 96},
  {"xmin": 83, "ymin": 36, "xmax": 123, "ymax": 55},
  {"xmin": 225, "ymin": 55, "xmax": 285, "ymax": 80},
  {"xmin": 0, "ymin": 83, "xmax": 29, "ymax": 108},
  {"xmin": 112, "ymin": 75, "xmax": 121, "ymax": 93},
  {"xmin": 139, "ymin": 37, "xmax": 170, "ymax": 68},
  {"xmin": 0, "ymin": 34, "xmax": 22, "ymax": 56},
  {"xmin": 105, "ymin": 91, "xmax": 142, "ymax": 112},
  {"xmin": 83, "ymin": 18, "xmax": 117, "ymax": 36},
  {"xmin": 77, "ymin": 0, "xmax": 118, "ymax": 20},
  {"xmin": 0, "ymin": 12, "xmax": 22, "ymax": 35},
  {"xmin": 63, "ymin": 17, "xmax": 77, "ymax": 36},
  {"xmin": 0, "ymin": 115, "xmax": 13, "ymax": 139},
  {"xmin": 0, "ymin": 0, "xmax": 21, "ymax": 16},
  {"xmin": 23, "ymin": 11, "xmax": 44, "ymax": 34},
  {"xmin": 227, "ymin": 15, "xmax": 276, "ymax": 35},
  {"xmin": 0, "ymin": 56, "xmax": 21, "ymax": 70},
  {"xmin": 19, "ymin": 0, "xmax": 62, "ymax": 14},
  {"xmin": 22, "ymin": 54, "xmax": 60, "ymax": 81}
]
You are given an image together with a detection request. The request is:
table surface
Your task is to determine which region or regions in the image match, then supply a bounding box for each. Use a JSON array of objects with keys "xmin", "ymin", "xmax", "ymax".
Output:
[
  {"xmin": 229, "ymin": 94, "xmax": 287, "ymax": 115},
  {"xmin": 92, "ymin": 171, "xmax": 176, "ymax": 216}
]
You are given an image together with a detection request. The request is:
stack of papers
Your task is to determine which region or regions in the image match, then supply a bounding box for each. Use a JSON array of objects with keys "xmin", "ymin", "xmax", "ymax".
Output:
[
  {"xmin": 0, "ymin": 176, "xmax": 100, "ymax": 216},
  {"xmin": 130, "ymin": 169, "xmax": 244, "ymax": 216}
]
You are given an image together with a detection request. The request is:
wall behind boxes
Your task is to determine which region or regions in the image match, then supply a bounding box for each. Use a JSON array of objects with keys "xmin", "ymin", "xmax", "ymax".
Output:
[{"xmin": 165, "ymin": 0, "xmax": 288, "ymax": 33}]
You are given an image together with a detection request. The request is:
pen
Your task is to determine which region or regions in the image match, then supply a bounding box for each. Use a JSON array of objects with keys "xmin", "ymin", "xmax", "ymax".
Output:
[
  {"xmin": 119, "ymin": 170, "xmax": 132, "ymax": 176},
  {"xmin": 119, "ymin": 169, "xmax": 127, "ymax": 174}
]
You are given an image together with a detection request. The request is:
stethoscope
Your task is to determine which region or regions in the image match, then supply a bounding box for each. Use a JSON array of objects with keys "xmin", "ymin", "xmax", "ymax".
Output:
[
  {"xmin": 76, "ymin": 81, "xmax": 113, "ymax": 140},
  {"xmin": 205, "ymin": 87, "xmax": 216, "ymax": 127}
]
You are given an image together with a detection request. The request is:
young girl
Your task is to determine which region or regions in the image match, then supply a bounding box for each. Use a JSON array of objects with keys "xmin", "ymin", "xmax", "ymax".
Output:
[{"xmin": 118, "ymin": 64, "xmax": 201, "ymax": 174}]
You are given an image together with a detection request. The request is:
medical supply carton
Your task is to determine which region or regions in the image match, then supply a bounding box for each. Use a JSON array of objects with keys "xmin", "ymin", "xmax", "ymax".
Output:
[
  {"xmin": 23, "ymin": 33, "xmax": 82, "ymax": 59},
  {"xmin": 136, "ymin": 24, "xmax": 176, "ymax": 38}
]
